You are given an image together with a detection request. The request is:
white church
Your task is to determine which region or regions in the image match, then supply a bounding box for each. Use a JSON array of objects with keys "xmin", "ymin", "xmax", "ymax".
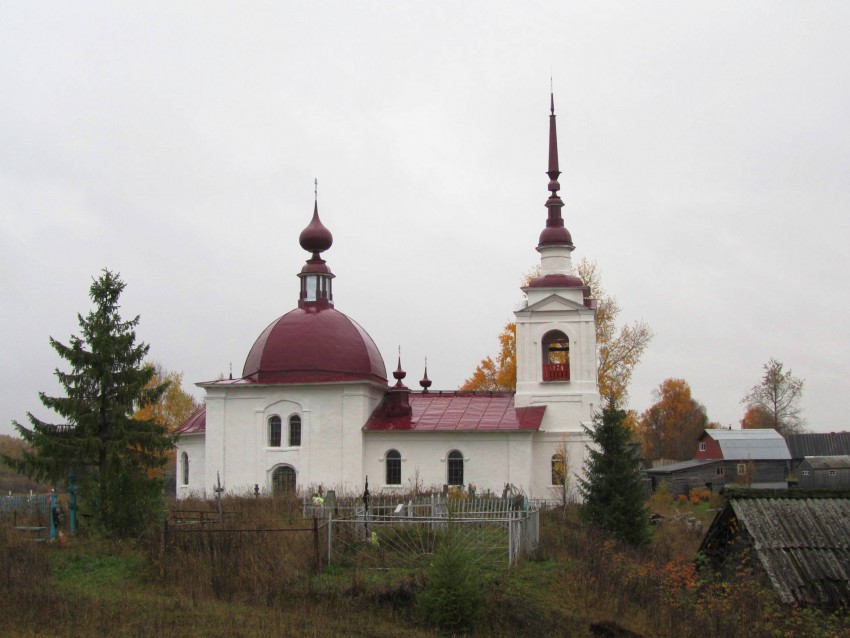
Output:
[{"xmin": 175, "ymin": 95, "xmax": 600, "ymax": 500}]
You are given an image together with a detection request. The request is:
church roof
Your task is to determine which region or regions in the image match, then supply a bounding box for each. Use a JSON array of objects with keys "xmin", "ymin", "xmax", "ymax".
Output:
[
  {"xmin": 176, "ymin": 406, "xmax": 206, "ymax": 435},
  {"xmin": 363, "ymin": 392, "xmax": 545, "ymax": 432},
  {"xmin": 242, "ymin": 307, "xmax": 387, "ymax": 384}
]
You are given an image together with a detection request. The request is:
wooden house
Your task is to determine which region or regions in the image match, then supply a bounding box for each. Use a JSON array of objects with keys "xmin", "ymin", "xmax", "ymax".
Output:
[
  {"xmin": 645, "ymin": 429, "xmax": 790, "ymax": 496},
  {"xmin": 785, "ymin": 432, "xmax": 850, "ymax": 465}
]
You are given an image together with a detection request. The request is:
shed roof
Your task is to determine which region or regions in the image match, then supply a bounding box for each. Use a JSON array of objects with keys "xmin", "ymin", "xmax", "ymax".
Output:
[
  {"xmin": 363, "ymin": 392, "xmax": 545, "ymax": 432},
  {"xmin": 700, "ymin": 489, "xmax": 850, "ymax": 608},
  {"xmin": 786, "ymin": 432, "xmax": 850, "ymax": 459},
  {"xmin": 801, "ymin": 456, "xmax": 850, "ymax": 470},
  {"xmin": 702, "ymin": 429, "xmax": 790, "ymax": 460},
  {"xmin": 644, "ymin": 459, "xmax": 720, "ymax": 474}
]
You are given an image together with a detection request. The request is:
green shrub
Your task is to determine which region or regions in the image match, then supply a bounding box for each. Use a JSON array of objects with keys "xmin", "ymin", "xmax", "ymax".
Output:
[{"xmin": 417, "ymin": 528, "xmax": 484, "ymax": 634}]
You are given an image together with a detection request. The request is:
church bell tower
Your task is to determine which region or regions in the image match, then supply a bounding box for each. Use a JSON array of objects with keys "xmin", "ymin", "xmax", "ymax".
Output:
[{"xmin": 514, "ymin": 94, "xmax": 600, "ymax": 431}]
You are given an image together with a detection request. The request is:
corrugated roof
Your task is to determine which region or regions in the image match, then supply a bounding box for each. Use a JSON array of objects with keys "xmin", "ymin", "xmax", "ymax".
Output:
[
  {"xmin": 786, "ymin": 432, "xmax": 850, "ymax": 459},
  {"xmin": 704, "ymin": 429, "xmax": 790, "ymax": 460},
  {"xmin": 732, "ymin": 494, "xmax": 850, "ymax": 607},
  {"xmin": 363, "ymin": 392, "xmax": 545, "ymax": 432},
  {"xmin": 802, "ymin": 456, "xmax": 850, "ymax": 470},
  {"xmin": 701, "ymin": 489, "xmax": 850, "ymax": 608},
  {"xmin": 644, "ymin": 459, "xmax": 720, "ymax": 474}
]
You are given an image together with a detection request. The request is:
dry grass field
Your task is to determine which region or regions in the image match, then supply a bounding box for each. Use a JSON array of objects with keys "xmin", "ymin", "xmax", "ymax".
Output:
[{"xmin": 1, "ymin": 492, "xmax": 847, "ymax": 638}]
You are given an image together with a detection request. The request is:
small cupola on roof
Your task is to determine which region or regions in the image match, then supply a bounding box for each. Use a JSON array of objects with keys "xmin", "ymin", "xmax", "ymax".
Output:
[
  {"xmin": 241, "ymin": 188, "xmax": 387, "ymax": 385},
  {"xmin": 298, "ymin": 189, "xmax": 335, "ymax": 308},
  {"xmin": 528, "ymin": 93, "xmax": 584, "ymax": 289}
]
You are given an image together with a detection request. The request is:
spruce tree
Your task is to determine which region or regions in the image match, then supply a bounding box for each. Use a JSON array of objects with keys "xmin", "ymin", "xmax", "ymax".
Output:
[
  {"xmin": 5, "ymin": 270, "xmax": 173, "ymax": 536},
  {"xmin": 578, "ymin": 401, "xmax": 650, "ymax": 545}
]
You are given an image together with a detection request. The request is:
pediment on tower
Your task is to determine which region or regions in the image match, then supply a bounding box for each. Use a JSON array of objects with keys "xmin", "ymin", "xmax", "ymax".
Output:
[{"xmin": 521, "ymin": 293, "xmax": 590, "ymax": 314}]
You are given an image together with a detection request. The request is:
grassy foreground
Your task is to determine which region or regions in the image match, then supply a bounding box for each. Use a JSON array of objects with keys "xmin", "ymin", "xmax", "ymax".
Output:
[{"xmin": 1, "ymin": 495, "xmax": 848, "ymax": 638}]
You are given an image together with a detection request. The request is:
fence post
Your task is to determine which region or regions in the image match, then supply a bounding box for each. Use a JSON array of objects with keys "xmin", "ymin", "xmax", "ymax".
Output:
[
  {"xmin": 313, "ymin": 516, "xmax": 320, "ymax": 572},
  {"xmin": 161, "ymin": 519, "xmax": 168, "ymax": 580},
  {"xmin": 48, "ymin": 489, "xmax": 57, "ymax": 540},
  {"xmin": 327, "ymin": 512, "xmax": 333, "ymax": 565},
  {"xmin": 507, "ymin": 511, "xmax": 513, "ymax": 567},
  {"xmin": 68, "ymin": 472, "xmax": 77, "ymax": 535}
]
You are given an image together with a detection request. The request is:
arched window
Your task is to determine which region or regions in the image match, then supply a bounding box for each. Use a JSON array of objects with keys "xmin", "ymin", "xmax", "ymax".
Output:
[
  {"xmin": 181, "ymin": 452, "xmax": 189, "ymax": 486},
  {"xmin": 272, "ymin": 466, "xmax": 296, "ymax": 494},
  {"xmin": 289, "ymin": 415, "xmax": 301, "ymax": 447},
  {"xmin": 268, "ymin": 416, "xmax": 282, "ymax": 447},
  {"xmin": 447, "ymin": 450, "xmax": 464, "ymax": 486},
  {"xmin": 551, "ymin": 453, "xmax": 565, "ymax": 486},
  {"xmin": 385, "ymin": 449, "xmax": 401, "ymax": 485},
  {"xmin": 542, "ymin": 330, "xmax": 570, "ymax": 381}
]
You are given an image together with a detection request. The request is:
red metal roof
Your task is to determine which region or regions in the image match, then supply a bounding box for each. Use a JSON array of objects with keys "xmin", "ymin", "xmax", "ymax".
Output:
[
  {"xmin": 176, "ymin": 406, "xmax": 206, "ymax": 435},
  {"xmin": 242, "ymin": 307, "xmax": 387, "ymax": 384},
  {"xmin": 363, "ymin": 392, "xmax": 545, "ymax": 432}
]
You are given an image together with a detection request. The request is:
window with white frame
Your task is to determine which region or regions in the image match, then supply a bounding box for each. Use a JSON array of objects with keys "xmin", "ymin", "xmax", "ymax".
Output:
[
  {"xmin": 181, "ymin": 451, "xmax": 189, "ymax": 485},
  {"xmin": 268, "ymin": 416, "xmax": 282, "ymax": 447},
  {"xmin": 385, "ymin": 449, "xmax": 401, "ymax": 485},
  {"xmin": 551, "ymin": 453, "xmax": 565, "ymax": 485},
  {"xmin": 447, "ymin": 450, "xmax": 464, "ymax": 486},
  {"xmin": 737, "ymin": 464, "xmax": 746, "ymax": 476},
  {"xmin": 699, "ymin": 442, "xmax": 706, "ymax": 452},
  {"xmin": 288, "ymin": 415, "xmax": 301, "ymax": 447}
]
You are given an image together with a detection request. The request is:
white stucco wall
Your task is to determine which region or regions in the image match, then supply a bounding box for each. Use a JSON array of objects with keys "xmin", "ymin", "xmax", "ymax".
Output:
[
  {"xmin": 175, "ymin": 379, "xmax": 385, "ymax": 499},
  {"xmin": 362, "ymin": 431, "xmax": 535, "ymax": 496},
  {"xmin": 362, "ymin": 429, "xmax": 593, "ymax": 500},
  {"xmin": 175, "ymin": 434, "xmax": 206, "ymax": 498},
  {"xmin": 514, "ymin": 295, "xmax": 599, "ymax": 420}
]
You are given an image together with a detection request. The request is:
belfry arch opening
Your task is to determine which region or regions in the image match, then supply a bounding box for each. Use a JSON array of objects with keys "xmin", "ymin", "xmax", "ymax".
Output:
[{"xmin": 542, "ymin": 330, "xmax": 570, "ymax": 381}]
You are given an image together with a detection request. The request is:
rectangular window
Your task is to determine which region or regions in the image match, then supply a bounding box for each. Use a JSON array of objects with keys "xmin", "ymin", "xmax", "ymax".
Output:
[
  {"xmin": 737, "ymin": 464, "xmax": 746, "ymax": 476},
  {"xmin": 828, "ymin": 470, "xmax": 837, "ymax": 476},
  {"xmin": 699, "ymin": 442, "xmax": 706, "ymax": 452},
  {"xmin": 289, "ymin": 416, "xmax": 302, "ymax": 447},
  {"xmin": 269, "ymin": 417, "xmax": 282, "ymax": 447},
  {"xmin": 551, "ymin": 454, "xmax": 565, "ymax": 485},
  {"xmin": 716, "ymin": 466, "xmax": 724, "ymax": 476},
  {"xmin": 801, "ymin": 470, "xmax": 810, "ymax": 476},
  {"xmin": 447, "ymin": 452, "xmax": 464, "ymax": 486},
  {"xmin": 386, "ymin": 456, "xmax": 401, "ymax": 485}
]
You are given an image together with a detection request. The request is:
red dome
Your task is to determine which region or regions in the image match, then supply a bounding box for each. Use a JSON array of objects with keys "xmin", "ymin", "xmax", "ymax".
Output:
[
  {"xmin": 527, "ymin": 273, "xmax": 585, "ymax": 288},
  {"xmin": 538, "ymin": 225, "xmax": 573, "ymax": 246},
  {"xmin": 242, "ymin": 307, "xmax": 387, "ymax": 384}
]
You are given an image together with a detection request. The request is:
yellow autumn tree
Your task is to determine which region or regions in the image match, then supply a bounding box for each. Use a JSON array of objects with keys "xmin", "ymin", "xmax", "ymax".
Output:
[
  {"xmin": 460, "ymin": 322, "xmax": 516, "ymax": 391},
  {"xmin": 461, "ymin": 259, "xmax": 652, "ymax": 405},
  {"xmin": 740, "ymin": 405, "xmax": 774, "ymax": 430},
  {"xmin": 578, "ymin": 260, "xmax": 653, "ymax": 406},
  {"xmin": 133, "ymin": 362, "xmax": 200, "ymax": 432},
  {"xmin": 637, "ymin": 378, "xmax": 710, "ymax": 461},
  {"xmin": 133, "ymin": 362, "xmax": 200, "ymax": 481}
]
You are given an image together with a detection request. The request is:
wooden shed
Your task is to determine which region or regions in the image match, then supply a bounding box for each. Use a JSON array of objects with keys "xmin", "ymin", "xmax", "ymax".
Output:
[
  {"xmin": 645, "ymin": 458, "xmax": 788, "ymax": 497},
  {"xmin": 699, "ymin": 488, "xmax": 850, "ymax": 609},
  {"xmin": 797, "ymin": 456, "xmax": 850, "ymax": 489}
]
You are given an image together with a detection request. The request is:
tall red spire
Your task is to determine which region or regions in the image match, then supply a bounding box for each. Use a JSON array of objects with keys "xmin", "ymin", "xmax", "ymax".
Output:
[{"xmin": 538, "ymin": 92, "xmax": 573, "ymax": 247}]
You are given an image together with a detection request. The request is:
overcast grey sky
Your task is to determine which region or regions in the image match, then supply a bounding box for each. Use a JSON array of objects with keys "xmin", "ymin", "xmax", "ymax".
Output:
[{"xmin": 2, "ymin": 2, "xmax": 849, "ymax": 437}]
